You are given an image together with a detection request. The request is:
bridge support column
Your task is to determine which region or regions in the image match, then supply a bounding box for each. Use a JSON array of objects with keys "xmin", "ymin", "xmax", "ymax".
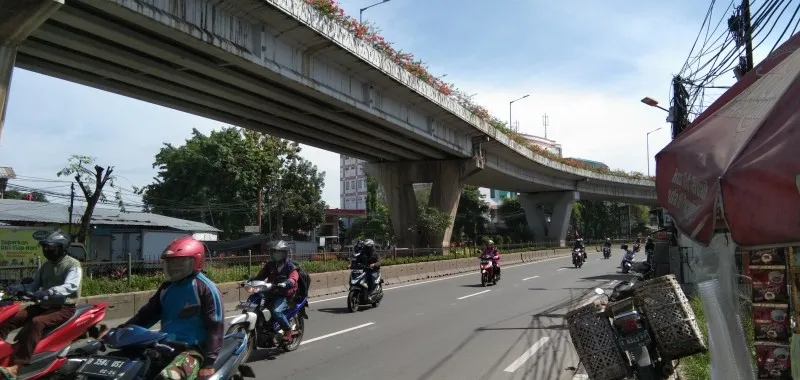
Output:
[
  {"xmin": 0, "ymin": 0, "xmax": 63, "ymax": 141},
  {"xmin": 518, "ymin": 191, "xmax": 579, "ymax": 247},
  {"xmin": 366, "ymin": 159, "xmax": 483, "ymax": 249}
]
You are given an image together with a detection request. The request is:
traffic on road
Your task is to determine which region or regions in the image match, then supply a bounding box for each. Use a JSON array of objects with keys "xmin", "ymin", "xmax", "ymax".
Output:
[{"xmin": 0, "ymin": 235, "xmax": 658, "ymax": 380}]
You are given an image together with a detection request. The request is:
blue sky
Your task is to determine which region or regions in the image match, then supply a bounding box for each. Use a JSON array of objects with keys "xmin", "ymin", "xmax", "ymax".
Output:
[{"xmin": 0, "ymin": 0, "xmax": 765, "ymax": 209}]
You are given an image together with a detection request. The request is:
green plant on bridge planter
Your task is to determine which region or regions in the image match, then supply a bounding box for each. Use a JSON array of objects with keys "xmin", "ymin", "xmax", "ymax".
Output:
[{"xmin": 303, "ymin": 0, "xmax": 655, "ymax": 182}]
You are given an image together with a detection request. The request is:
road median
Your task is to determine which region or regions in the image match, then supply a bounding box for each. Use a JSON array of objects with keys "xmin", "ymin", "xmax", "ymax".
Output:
[{"xmin": 82, "ymin": 248, "xmax": 574, "ymax": 320}]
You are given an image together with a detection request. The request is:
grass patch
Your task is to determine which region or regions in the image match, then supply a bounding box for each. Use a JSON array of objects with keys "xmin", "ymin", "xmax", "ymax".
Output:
[
  {"xmin": 82, "ymin": 245, "xmax": 567, "ymax": 297},
  {"xmin": 678, "ymin": 296, "xmax": 755, "ymax": 379}
]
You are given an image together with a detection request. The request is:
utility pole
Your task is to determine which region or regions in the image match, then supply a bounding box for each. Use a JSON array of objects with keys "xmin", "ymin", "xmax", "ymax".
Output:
[
  {"xmin": 257, "ymin": 187, "xmax": 263, "ymax": 229},
  {"xmin": 670, "ymin": 76, "xmax": 690, "ymax": 139},
  {"xmin": 542, "ymin": 114, "xmax": 549, "ymax": 139},
  {"xmin": 730, "ymin": 0, "xmax": 754, "ymax": 77},
  {"xmin": 742, "ymin": 0, "xmax": 754, "ymax": 73},
  {"xmin": 276, "ymin": 174, "xmax": 284, "ymax": 239},
  {"xmin": 68, "ymin": 183, "xmax": 75, "ymax": 235}
]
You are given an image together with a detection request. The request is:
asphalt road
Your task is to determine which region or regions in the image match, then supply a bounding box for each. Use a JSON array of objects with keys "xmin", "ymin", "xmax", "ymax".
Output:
[{"xmin": 240, "ymin": 252, "xmax": 634, "ymax": 380}]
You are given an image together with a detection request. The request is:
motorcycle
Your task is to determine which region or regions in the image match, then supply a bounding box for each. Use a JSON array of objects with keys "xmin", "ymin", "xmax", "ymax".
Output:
[
  {"xmin": 62, "ymin": 325, "xmax": 255, "ymax": 380},
  {"xmin": 479, "ymin": 255, "xmax": 499, "ymax": 287},
  {"xmin": 0, "ymin": 286, "xmax": 108, "ymax": 380},
  {"xmin": 602, "ymin": 246, "xmax": 611, "ymax": 259},
  {"xmin": 572, "ymin": 249, "xmax": 584, "ymax": 268},
  {"xmin": 346, "ymin": 263, "xmax": 384, "ymax": 312},
  {"xmin": 594, "ymin": 284, "xmax": 675, "ymax": 380},
  {"xmin": 227, "ymin": 280, "xmax": 309, "ymax": 357},
  {"xmin": 621, "ymin": 251, "xmax": 635, "ymax": 274}
]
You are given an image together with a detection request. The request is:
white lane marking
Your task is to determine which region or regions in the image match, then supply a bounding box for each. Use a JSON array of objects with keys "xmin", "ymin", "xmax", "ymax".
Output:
[
  {"xmin": 457, "ymin": 289, "xmax": 491, "ymax": 300},
  {"xmin": 557, "ymin": 268, "xmax": 568, "ymax": 271},
  {"xmin": 300, "ymin": 322, "xmax": 375, "ymax": 346},
  {"xmin": 503, "ymin": 337, "xmax": 551, "ymax": 373},
  {"xmin": 308, "ymin": 253, "xmax": 580, "ymax": 304},
  {"xmin": 573, "ymin": 374, "xmax": 589, "ymax": 380},
  {"xmin": 522, "ymin": 276, "xmax": 539, "ymax": 281}
]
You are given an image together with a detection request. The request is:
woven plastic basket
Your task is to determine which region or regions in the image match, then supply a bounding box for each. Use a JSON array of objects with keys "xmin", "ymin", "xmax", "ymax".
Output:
[
  {"xmin": 633, "ymin": 274, "xmax": 708, "ymax": 359},
  {"xmin": 565, "ymin": 302, "xmax": 628, "ymax": 380}
]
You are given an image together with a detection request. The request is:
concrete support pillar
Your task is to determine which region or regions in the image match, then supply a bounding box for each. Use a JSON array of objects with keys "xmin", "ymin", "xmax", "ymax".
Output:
[
  {"xmin": 426, "ymin": 163, "xmax": 463, "ymax": 248},
  {"xmin": 0, "ymin": 0, "xmax": 64, "ymax": 140},
  {"xmin": 366, "ymin": 159, "xmax": 482, "ymax": 248},
  {"xmin": 518, "ymin": 191, "xmax": 579, "ymax": 247}
]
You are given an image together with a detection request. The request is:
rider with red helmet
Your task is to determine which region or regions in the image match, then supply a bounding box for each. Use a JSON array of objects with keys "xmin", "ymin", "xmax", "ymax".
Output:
[
  {"xmin": 120, "ymin": 236, "xmax": 223, "ymax": 380},
  {"xmin": 481, "ymin": 240, "xmax": 501, "ymax": 279}
]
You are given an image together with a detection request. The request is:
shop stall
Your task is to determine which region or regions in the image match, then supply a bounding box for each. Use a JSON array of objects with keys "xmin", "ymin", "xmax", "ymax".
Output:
[{"xmin": 654, "ymin": 30, "xmax": 800, "ymax": 379}]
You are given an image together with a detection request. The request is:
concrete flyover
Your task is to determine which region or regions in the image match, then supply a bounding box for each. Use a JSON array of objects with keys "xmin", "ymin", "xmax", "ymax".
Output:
[{"xmin": 0, "ymin": 0, "xmax": 656, "ymax": 247}]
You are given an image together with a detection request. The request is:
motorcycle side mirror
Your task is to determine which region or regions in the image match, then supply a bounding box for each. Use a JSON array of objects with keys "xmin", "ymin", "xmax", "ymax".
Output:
[
  {"xmin": 594, "ymin": 288, "xmax": 605, "ymax": 296},
  {"xmin": 20, "ymin": 277, "xmax": 34, "ymax": 285}
]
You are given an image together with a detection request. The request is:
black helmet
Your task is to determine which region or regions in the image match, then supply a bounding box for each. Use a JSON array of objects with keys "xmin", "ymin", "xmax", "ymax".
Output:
[
  {"xmin": 268, "ymin": 240, "xmax": 291, "ymax": 261},
  {"xmin": 40, "ymin": 230, "xmax": 71, "ymax": 262},
  {"xmin": 621, "ymin": 244, "xmax": 629, "ymax": 250}
]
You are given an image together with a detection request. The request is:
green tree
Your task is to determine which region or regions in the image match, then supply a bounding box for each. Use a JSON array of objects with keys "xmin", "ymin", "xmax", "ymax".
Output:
[
  {"xmin": 497, "ymin": 197, "xmax": 532, "ymax": 241},
  {"xmin": 57, "ymin": 155, "xmax": 123, "ymax": 243},
  {"xmin": 415, "ymin": 206, "xmax": 452, "ymax": 246},
  {"xmin": 4, "ymin": 190, "xmax": 48, "ymax": 202},
  {"xmin": 350, "ymin": 202, "xmax": 393, "ymax": 243},
  {"xmin": 139, "ymin": 128, "xmax": 325, "ymax": 239},
  {"xmin": 453, "ymin": 185, "xmax": 489, "ymax": 242}
]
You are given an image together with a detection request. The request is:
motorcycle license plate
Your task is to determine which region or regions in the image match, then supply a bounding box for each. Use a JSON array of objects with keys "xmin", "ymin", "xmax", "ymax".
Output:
[
  {"xmin": 480, "ymin": 259, "xmax": 490, "ymax": 264},
  {"xmin": 77, "ymin": 356, "xmax": 133, "ymax": 378},
  {"xmin": 237, "ymin": 301, "xmax": 258, "ymax": 310},
  {"xmin": 617, "ymin": 330, "xmax": 651, "ymax": 351}
]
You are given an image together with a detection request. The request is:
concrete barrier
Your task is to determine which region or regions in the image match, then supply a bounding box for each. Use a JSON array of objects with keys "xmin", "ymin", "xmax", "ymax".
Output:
[{"xmin": 81, "ymin": 249, "xmax": 576, "ymax": 312}]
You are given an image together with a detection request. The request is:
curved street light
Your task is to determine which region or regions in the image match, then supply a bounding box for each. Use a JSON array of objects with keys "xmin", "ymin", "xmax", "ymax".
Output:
[
  {"xmin": 360, "ymin": 0, "xmax": 391, "ymax": 23},
  {"xmin": 509, "ymin": 94, "xmax": 530, "ymax": 131}
]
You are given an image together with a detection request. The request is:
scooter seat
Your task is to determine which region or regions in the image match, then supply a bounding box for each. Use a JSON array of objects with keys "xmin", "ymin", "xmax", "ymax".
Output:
[
  {"xmin": 214, "ymin": 336, "xmax": 244, "ymax": 371},
  {"xmin": 42, "ymin": 304, "xmax": 95, "ymax": 336}
]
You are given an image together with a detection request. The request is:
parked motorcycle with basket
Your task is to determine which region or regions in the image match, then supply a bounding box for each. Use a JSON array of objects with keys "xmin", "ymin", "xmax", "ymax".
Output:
[{"xmin": 565, "ymin": 275, "xmax": 707, "ymax": 380}]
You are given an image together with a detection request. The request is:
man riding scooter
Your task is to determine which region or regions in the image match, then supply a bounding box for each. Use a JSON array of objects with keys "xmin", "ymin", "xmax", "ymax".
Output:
[
  {"xmin": 602, "ymin": 238, "xmax": 612, "ymax": 259},
  {"xmin": 109, "ymin": 236, "xmax": 224, "ymax": 380},
  {"xmin": 352, "ymin": 239, "xmax": 381, "ymax": 298},
  {"xmin": 481, "ymin": 240, "xmax": 501, "ymax": 280},
  {"xmin": 0, "ymin": 231, "xmax": 82, "ymax": 378},
  {"xmin": 251, "ymin": 240, "xmax": 300, "ymax": 342},
  {"xmin": 573, "ymin": 238, "xmax": 587, "ymax": 260}
]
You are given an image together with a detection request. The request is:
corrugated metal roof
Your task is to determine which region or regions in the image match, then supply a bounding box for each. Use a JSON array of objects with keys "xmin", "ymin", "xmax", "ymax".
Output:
[
  {"xmin": 0, "ymin": 199, "xmax": 219, "ymax": 232},
  {"xmin": 0, "ymin": 167, "xmax": 16, "ymax": 179}
]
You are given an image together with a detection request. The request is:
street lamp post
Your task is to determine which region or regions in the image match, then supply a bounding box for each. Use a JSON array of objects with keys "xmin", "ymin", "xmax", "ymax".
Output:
[
  {"xmin": 509, "ymin": 94, "xmax": 530, "ymax": 131},
  {"xmin": 640, "ymin": 97, "xmax": 669, "ymax": 112},
  {"xmin": 646, "ymin": 127, "xmax": 662, "ymax": 176},
  {"xmin": 359, "ymin": 0, "xmax": 391, "ymax": 24}
]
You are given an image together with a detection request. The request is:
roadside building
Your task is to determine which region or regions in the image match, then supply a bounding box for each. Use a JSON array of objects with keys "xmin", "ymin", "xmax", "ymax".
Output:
[{"xmin": 0, "ymin": 199, "xmax": 219, "ymax": 262}]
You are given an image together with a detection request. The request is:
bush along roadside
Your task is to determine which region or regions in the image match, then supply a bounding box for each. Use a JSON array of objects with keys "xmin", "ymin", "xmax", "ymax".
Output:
[{"xmin": 81, "ymin": 244, "xmax": 583, "ymax": 297}]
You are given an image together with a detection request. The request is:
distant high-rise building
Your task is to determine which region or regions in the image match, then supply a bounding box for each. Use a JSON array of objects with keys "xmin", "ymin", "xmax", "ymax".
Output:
[{"xmin": 339, "ymin": 155, "xmax": 368, "ymax": 210}]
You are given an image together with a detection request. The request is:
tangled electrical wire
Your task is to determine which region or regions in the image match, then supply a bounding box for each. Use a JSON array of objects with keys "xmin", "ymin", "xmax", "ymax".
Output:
[{"xmin": 675, "ymin": 0, "xmax": 800, "ymax": 118}]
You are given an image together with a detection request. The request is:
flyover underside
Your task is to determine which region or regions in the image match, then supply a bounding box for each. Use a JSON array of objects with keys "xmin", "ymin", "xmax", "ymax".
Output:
[
  {"xmin": 463, "ymin": 163, "xmax": 659, "ymax": 206},
  {"xmin": 10, "ymin": 0, "xmax": 463, "ymax": 163}
]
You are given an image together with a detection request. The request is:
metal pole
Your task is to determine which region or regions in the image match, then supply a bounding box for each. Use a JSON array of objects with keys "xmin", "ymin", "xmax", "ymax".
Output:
[
  {"xmin": 359, "ymin": 0, "xmax": 391, "ymax": 24},
  {"xmin": 508, "ymin": 94, "xmax": 530, "ymax": 131},
  {"xmin": 645, "ymin": 127, "xmax": 661, "ymax": 176},
  {"xmin": 127, "ymin": 252, "xmax": 132, "ymax": 289},
  {"xmin": 68, "ymin": 183, "xmax": 75, "ymax": 236}
]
